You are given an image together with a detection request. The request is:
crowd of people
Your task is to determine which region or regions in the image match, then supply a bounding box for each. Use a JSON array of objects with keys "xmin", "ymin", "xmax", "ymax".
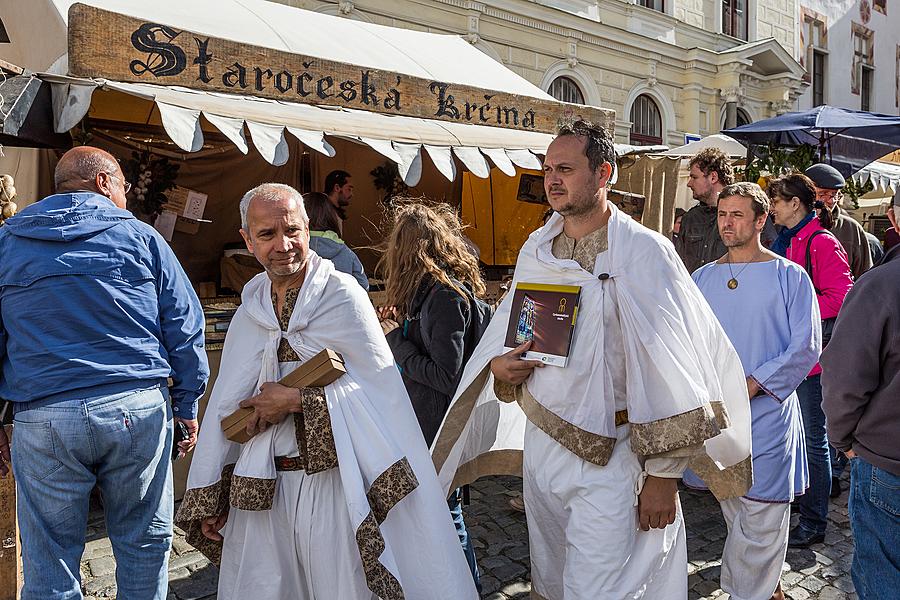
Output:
[{"xmin": 0, "ymin": 125, "xmax": 896, "ymax": 600}]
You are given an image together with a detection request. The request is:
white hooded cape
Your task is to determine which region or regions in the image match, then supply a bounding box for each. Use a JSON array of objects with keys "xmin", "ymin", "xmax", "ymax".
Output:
[
  {"xmin": 176, "ymin": 252, "xmax": 477, "ymax": 600},
  {"xmin": 431, "ymin": 205, "xmax": 752, "ymax": 499}
]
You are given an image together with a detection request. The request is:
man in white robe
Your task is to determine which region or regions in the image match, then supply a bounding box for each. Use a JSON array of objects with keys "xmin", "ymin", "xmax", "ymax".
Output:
[
  {"xmin": 686, "ymin": 183, "xmax": 820, "ymax": 600},
  {"xmin": 175, "ymin": 184, "xmax": 477, "ymax": 600},
  {"xmin": 430, "ymin": 121, "xmax": 753, "ymax": 599}
]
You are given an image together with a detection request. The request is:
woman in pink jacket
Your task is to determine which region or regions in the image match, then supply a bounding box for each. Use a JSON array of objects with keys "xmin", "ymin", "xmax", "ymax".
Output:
[{"xmin": 767, "ymin": 173, "xmax": 853, "ymax": 549}]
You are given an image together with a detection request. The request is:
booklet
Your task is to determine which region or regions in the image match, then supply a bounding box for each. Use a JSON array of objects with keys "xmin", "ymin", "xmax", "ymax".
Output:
[{"xmin": 503, "ymin": 282, "xmax": 581, "ymax": 367}]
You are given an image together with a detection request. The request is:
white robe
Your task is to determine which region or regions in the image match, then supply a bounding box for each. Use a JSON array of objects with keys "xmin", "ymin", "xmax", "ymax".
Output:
[
  {"xmin": 430, "ymin": 205, "xmax": 752, "ymax": 598},
  {"xmin": 177, "ymin": 252, "xmax": 477, "ymax": 600}
]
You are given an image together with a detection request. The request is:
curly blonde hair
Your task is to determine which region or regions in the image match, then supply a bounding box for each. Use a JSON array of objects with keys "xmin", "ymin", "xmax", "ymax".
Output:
[{"xmin": 377, "ymin": 200, "xmax": 485, "ymax": 317}]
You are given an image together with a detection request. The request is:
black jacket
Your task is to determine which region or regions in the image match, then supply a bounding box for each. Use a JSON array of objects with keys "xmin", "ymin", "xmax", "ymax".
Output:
[{"xmin": 385, "ymin": 276, "xmax": 474, "ymax": 447}]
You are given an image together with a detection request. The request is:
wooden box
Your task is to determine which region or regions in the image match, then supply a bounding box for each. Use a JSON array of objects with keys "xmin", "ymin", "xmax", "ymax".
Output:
[{"xmin": 221, "ymin": 349, "xmax": 346, "ymax": 443}]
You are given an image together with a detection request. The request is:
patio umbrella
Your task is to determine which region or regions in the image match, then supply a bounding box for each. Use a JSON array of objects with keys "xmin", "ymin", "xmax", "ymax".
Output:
[
  {"xmin": 723, "ymin": 105, "xmax": 900, "ymax": 178},
  {"xmin": 661, "ymin": 134, "xmax": 746, "ymax": 157}
]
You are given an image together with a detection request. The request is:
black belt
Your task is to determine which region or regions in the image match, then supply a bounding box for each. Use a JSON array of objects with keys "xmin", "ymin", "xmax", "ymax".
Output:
[{"xmin": 274, "ymin": 455, "xmax": 305, "ymax": 471}]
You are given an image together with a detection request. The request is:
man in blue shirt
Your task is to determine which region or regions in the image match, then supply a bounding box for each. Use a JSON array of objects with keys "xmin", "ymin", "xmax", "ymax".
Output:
[{"xmin": 0, "ymin": 146, "xmax": 208, "ymax": 600}]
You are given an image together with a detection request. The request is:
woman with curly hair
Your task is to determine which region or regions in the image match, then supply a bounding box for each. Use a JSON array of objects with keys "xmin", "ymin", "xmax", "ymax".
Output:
[
  {"xmin": 767, "ymin": 173, "xmax": 853, "ymax": 549},
  {"xmin": 377, "ymin": 200, "xmax": 487, "ymax": 593}
]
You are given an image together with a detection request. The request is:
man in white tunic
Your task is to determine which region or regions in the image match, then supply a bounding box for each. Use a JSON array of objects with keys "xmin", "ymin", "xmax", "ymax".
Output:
[
  {"xmin": 685, "ymin": 183, "xmax": 820, "ymax": 600},
  {"xmin": 175, "ymin": 184, "xmax": 477, "ymax": 600},
  {"xmin": 430, "ymin": 121, "xmax": 753, "ymax": 599}
]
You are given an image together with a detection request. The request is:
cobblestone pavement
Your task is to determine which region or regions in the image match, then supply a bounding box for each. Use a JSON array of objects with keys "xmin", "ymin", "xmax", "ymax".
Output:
[{"xmin": 79, "ymin": 472, "xmax": 855, "ymax": 599}]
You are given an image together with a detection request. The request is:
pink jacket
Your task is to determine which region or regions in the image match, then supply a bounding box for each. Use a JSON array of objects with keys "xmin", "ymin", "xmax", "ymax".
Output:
[{"xmin": 785, "ymin": 216, "xmax": 854, "ymax": 376}]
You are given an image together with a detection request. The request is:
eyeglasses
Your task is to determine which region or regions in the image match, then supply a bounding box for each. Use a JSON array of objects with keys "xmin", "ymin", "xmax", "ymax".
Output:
[
  {"xmin": 815, "ymin": 189, "xmax": 841, "ymax": 202},
  {"xmin": 104, "ymin": 173, "xmax": 132, "ymax": 195}
]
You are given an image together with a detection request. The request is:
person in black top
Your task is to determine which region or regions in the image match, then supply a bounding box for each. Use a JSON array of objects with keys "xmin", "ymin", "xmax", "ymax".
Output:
[{"xmin": 377, "ymin": 201, "xmax": 487, "ymax": 593}]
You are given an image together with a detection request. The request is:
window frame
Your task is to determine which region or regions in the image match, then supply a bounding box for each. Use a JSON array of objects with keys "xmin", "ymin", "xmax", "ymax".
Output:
[
  {"xmin": 638, "ymin": 0, "xmax": 665, "ymax": 12},
  {"xmin": 547, "ymin": 76, "xmax": 585, "ymax": 106},
  {"xmin": 629, "ymin": 94, "xmax": 664, "ymax": 146},
  {"xmin": 722, "ymin": 0, "xmax": 749, "ymax": 42},
  {"xmin": 812, "ymin": 50, "xmax": 827, "ymax": 107}
]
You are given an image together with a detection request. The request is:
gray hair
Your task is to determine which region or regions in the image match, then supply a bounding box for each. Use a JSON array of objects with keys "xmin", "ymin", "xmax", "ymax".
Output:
[
  {"xmin": 718, "ymin": 182, "xmax": 770, "ymax": 218},
  {"xmin": 239, "ymin": 183, "xmax": 309, "ymax": 230},
  {"xmin": 53, "ymin": 149, "xmax": 119, "ymax": 190}
]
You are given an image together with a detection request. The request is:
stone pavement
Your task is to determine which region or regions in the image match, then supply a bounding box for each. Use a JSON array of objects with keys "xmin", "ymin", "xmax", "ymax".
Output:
[{"xmin": 79, "ymin": 472, "xmax": 856, "ymax": 599}]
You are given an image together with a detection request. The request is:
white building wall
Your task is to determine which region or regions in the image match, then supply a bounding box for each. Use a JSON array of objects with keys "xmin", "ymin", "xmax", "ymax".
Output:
[{"xmin": 798, "ymin": 0, "xmax": 900, "ymax": 114}]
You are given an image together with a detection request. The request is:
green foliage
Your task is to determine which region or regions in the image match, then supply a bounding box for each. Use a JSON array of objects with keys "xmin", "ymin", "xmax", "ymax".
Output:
[
  {"xmin": 370, "ymin": 161, "xmax": 408, "ymax": 205},
  {"xmin": 738, "ymin": 143, "xmax": 818, "ymax": 183},
  {"xmin": 842, "ymin": 178, "xmax": 874, "ymax": 210}
]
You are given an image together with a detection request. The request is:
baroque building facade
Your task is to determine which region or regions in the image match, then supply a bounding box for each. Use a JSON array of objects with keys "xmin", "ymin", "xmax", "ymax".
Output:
[
  {"xmin": 274, "ymin": 0, "xmax": 806, "ymax": 145},
  {"xmin": 796, "ymin": 0, "xmax": 900, "ymax": 114}
]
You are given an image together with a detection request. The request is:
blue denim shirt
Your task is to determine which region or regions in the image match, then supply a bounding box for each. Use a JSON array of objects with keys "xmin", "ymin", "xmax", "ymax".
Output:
[{"xmin": 0, "ymin": 192, "xmax": 209, "ymax": 418}]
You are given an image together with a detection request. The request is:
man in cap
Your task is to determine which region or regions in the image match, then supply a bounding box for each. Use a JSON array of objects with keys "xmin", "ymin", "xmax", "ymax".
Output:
[
  {"xmin": 820, "ymin": 188, "xmax": 900, "ymax": 599},
  {"xmin": 804, "ymin": 163, "xmax": 872, "ymax": 279}
]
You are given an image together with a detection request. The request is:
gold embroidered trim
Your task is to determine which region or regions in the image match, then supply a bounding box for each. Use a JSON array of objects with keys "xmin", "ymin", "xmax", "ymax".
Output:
[
  {"xmin": 274, "ymin": 287, "xmax": 302, "ymax": 362},
  {"xmin": 519, "ymin": 387, "xmax": 616, "ymax": 466},
  {"xmin": 710, "ymin": 400, "xmax": 731, "ymax": 430},
  {"xmin": 432, "ymin": 365, "xmax": 491, "ymax": 473},
  {"xmin": 229, "ymin": 474, "xmax": 276, "ymax": 511},
  {"xmin": 687, "ymin": 454, "xmax": 754, "ymax": 501},
  {"xmin": 174, "ymin": 464, "xmax": 235, "ymax": 566},
  {"xmin": 551, "ymin": 225, "xmax": 609, "ymax": 272},
  {"xmin": 356, "ymin": 512, "xmax": 405, "ymax": 600},
  {"xmin": 367, "ymin": 457, "xmax": 419, "ymax": 524},
  {"xmin": 450, "ymin": 449, "xmax": 523, "ymax": 491},
  {"xmin": 300, "ymin": 386, "xmax": 338, "ymax": 474},
  {"xmin": 630, "ymin": 404, "xmax": 722, "ymax": 456},
  {"xmin": 493, "ymin": 379, "xmax": 522, "ymax": 404}
]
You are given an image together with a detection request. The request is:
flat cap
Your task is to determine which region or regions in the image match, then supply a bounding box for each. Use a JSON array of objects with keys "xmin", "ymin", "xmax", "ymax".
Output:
[{"xmin": 804, "ymin": 163, "xmax": 846, "ymax": 189}]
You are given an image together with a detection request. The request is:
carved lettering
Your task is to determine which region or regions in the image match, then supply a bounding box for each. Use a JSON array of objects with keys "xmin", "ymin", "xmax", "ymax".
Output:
[
  {"xmin": 193, "ymin": 37, "xmax": 213, "ymax": 83},
  {"xmin": 338, "ymin": 79, "xmax": 357, "ymax": 102},
  {"xmin": 500, "ymin": 106, "xmax": 518, "ymax": 126},
  {"xmin": 254, "ymin": 67, "xmax": 273, "ymax": 92},
  {"xmin": 360, "ymin": 70, "xmax": 379, "ymax": 106},
  {"xmin": 222, "ymin": 62, "xmax": 247, "ymax": 88},
  {"xmin": 522, "ymin": 110, "xmax": 536, "ymax": 129},
  {"xmin": 479, "ymin": 95, "xmax": 493, "ymax": 123},
  {"xmin": 430, "ymin": 82, "xmax": 460, "ymax": 119},
  {"xmin": 129, "ymin": 23, "xmax": 186, "ymax": 77},
  {"xmin": 297, "ymin": 63, "xmax": 314, "ymax": 97},
  {"xmin": 465, "ymin": 102, "xmax": 478, "ymax": 121},
  {"xmin": 385, "ymin": 77, "xmax": 401, "ymax": 110},
  {"xmin": 274, "ymin": 70, "xmax": 293, "ymax": 93},
  {"xmin": 316, "ymin": 76, "xmax": 334, "ymax": 99}
]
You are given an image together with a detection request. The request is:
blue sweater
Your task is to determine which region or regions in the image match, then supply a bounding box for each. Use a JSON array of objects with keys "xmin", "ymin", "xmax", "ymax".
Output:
[
  {"xmin": 0, "ymin": 192, "xmax": 209, "ymax": 418},
  {"xmin": 309, "ymin": 231, "xmax": 369, "ymax": 290}
]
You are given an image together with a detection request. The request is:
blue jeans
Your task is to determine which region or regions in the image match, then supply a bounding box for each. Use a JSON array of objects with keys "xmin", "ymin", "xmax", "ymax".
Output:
[
  {"xmin": 11, "ymin": 386, "xmax": 174, "ymax": 600},
  {"xmin": 449, "ymin": 488, "xmax": 482, "ymax": 594},
  {"xmin": 849, "ymin": 457, "xmax": 900, "ymax": 599},
  {"xmin": 796, "ymin": 374, "xmax": 831, "ymax": 535}
]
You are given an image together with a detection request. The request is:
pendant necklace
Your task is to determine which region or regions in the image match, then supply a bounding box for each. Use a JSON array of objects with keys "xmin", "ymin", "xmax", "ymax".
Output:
[{"xmin": 726, "ymin": 249, "xmax": 762, "ymax": 290}]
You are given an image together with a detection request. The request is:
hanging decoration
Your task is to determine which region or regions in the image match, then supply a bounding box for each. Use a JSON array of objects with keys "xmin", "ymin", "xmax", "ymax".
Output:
[
  {"xmin": 370, "ymin": 161, "xmax": 408, "ymax": 207},
  {"xmin": 0, "ymin": 174, "xmax": 18, "ymax": 226},
  {"xmin": 123, "ymin": 150, "xmax": 180, "ymax": 220}
]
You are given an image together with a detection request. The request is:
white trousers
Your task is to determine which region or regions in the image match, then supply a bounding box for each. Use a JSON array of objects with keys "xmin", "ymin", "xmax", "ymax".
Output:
[
  {"xmin": 523, "ymin": 423, "xmax": 687, "ymax": 600},
  {"xmin": 217, "ymin": 467, "xmax": 376, "ymax": 600},
  {"xmin": 720, "ymin": 496, "xmax": 790, "ymax": 600}
]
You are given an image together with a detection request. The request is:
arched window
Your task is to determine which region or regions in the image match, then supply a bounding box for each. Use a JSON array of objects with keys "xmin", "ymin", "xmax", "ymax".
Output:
[
  {"xmin": 548, "ymin": 77, "xmax": 585, "ymax": 105},
  {"xmin": 629, "ymin": 94, "xmax": 663, "ymax": 146},
  {"xmin": 736, "ymin": 108, "xmax": 752, "ymax": 126}
]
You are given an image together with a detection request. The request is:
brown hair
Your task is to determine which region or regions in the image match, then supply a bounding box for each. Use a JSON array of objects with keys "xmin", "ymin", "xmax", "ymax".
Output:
[
  {"xmin": 377, "ymin": 200, "xmax": 485, "ymax": 317},
  {"xmin": 303, "ymin": 191, "xmax": 342, "ymax": 233},
  {"xmin": 689, "ymin": 148, "xmax": 735, "ymax": 186},
  {"xmin": 767, "ymin": 173, "xmax": 834, "ymax": 230},
  {"xmin": 556, "ymin": 119, "xmax": 617, "ymax": 175},
  {"xmin": 718, "ymin": 182, "xmax": 770, "ymax": 218}
]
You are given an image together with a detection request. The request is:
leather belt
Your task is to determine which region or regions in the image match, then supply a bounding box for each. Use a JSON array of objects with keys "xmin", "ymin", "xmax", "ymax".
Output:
[
  {"xmin": 274, "ymin": 455, "xmax": 305, "ymax": 472},
  {"xmin": 615, "ymin": 410, "xmax": 629, "ymax": 427}
]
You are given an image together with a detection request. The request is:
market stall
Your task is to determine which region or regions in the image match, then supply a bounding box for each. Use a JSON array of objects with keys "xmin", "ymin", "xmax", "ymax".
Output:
[{"xmin": 0, "ymin": 0, "xmax": 621, "ymax": 497}]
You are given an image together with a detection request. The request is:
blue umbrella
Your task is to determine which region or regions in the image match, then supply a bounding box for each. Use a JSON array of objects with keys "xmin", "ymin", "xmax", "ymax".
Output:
[{"xmin": 723, "ymin": 105, "xmax": 900, "ymax": 177}]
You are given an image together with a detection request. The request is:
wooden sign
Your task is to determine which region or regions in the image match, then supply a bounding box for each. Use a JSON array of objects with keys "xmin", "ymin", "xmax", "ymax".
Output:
[{"xmin": 67, "ymin": 3, "xmax": 615, "ymax": 135}]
